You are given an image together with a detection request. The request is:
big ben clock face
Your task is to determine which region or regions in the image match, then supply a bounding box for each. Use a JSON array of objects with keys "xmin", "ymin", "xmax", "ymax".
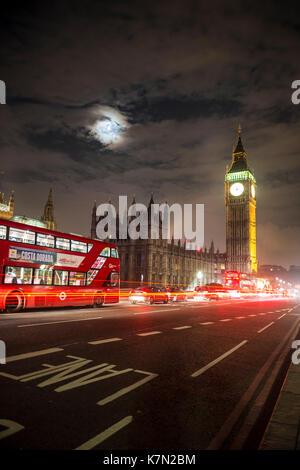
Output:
[
  {"xmin": 251, "ymin": 184, "xmax": 255, "ymax": 198},
  {"xmin": 230, "ymin": 182, "xmax": 244, "ymax": 197}
]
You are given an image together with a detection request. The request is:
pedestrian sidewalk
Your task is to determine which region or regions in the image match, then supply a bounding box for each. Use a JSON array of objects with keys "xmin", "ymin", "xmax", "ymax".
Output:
[{"xmin": 260, "ymin": 361, "xmax": 300, "ymax": 450}]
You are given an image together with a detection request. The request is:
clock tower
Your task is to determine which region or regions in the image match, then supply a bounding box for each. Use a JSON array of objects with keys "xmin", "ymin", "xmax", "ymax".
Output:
[{"xmin": 225, "ymin": 126, "xmax": 257, "ymax": 274}]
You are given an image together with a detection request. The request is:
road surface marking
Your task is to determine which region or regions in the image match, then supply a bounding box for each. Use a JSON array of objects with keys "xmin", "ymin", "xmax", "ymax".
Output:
[
  {"xmin": 88, "ymin": 338, "xmax": 122, "ymax": 345},
  {"xmin": 0, "ymin": 420, "xmax": 24, "ymax": 440},
  {"xmin": 220, "ymin": 319, "xmax": 232, "ymax": 322},
  {"xmin": 173, "ymin": 326, "xmax": 192, "ymax": 330},
  {"xmin": 17, "ymin": 317, "xmax": 104, "ymax": 327},
  {"xmin": 257, "ymin": 322, "xmax": 274, "ymax": 334},
  {"xmin": 191, "ymin": 340, "xmax": 248, "ymax": 378},
  {"xmin": 137, "ymin": 331, "xmax": 162, "ymax": 336},
  {"xmin": 258, "ymin": 313, "xmax": 266, "ymax": 315},
  {"xmin": 236, "ymin": 316, "xmax": 245, "ymax": 319},
  {"xmin": 97, "ymin": 370, "xmax": 158, "ymax": 406},
  {"xmin": 277, "ymin": 313, "xmax": 287, "ymax": 320},
  {"xmin": 134, "ymin": 308, "xmax": 179, "ymax": 315},
  {"xmin": 200, "ymin": 322, "xmax": 214, "ymax": 325},
  {"xmin": 249, "ymin": 314, "xmax": 256, "ymax": 317},
  {"xmin": 6, "ymin": 347, "xmax": 64, "ymax": 363},
  {"xmin": 75, "ymin": 416, "xmax": 133, "ymax": 450}
]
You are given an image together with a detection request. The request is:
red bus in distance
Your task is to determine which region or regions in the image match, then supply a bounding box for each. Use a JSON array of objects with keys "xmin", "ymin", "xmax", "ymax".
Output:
[{"xmin": 0, "ymin": 218, "xmax": 120, "ymax": 312}]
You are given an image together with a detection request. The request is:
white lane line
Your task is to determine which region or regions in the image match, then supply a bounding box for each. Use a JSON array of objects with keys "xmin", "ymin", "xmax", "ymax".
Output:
[
  {"xmin": 257, "ymin": 322, "xmax": 274, "ymax": 334},
  {"xmin": 88, "ymin": 338, "xmax": 122, "ymax": 345},
  {"xmin": 18, "ymin": 317, "xmax": 103, "ymax": 328},
  {"xmin": 236, "ymin": 316, "xmax": 245, "ymax": 319},
  {"xmin": 137, "ymin": 331, "xmax": 162, "ymax": 336},
  {"xmin": 220, "ymin": 319, "xmax": 232, "ymax": 322},
  {"xmin": 200, "ymin": 322, "xmax": 214, "ymax": 325},
  {"xmin": 258, "ymin": 313, "xmax": 266, "ymax": 316},
  {"xmin": 173, "ymin": 326, "xmax": 192, "ymax": 330},
  {"xmin": 248, "ymin": 314, "xmax": 256, "ymax": 317},
  {"xmin": 134, "ymin": 308, "xmax": 179, "ymax": 315},
  {"xmin": 6, "ymin": 347, "xmax": 63, "ymax": 363},
  {"xmin": 191, "ymin": 340, "xmax": 248, "ymax": 378},
  {"xmin": 277, "ymin": 313, "xmax": 287, "ymax": 320},
  {"xmin": 75, "ymin": 416, "xmax": 133, "ymax": 450}
]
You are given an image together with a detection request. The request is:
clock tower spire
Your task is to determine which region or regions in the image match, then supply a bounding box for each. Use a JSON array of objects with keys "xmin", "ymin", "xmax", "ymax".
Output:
[{"xmin": 225, "ymin": 126, "xmax": 257, "ymax": 274}]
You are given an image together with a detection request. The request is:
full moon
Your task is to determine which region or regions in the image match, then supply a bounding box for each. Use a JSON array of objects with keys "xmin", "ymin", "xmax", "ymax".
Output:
[{"xmin": 93, "ymin": 118, "xmax": 122, "ymax": 145}]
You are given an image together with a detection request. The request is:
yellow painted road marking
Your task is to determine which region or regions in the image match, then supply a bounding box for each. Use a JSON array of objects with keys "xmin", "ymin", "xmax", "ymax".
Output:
[
  {"xmin": 257, "ymin": 322, "xmax": 274, "ymax": 334},
  {"xmin": 137, "ymin": 331, "xmax": 162, "ymax": 336},
  {"xmin": 0, "ymin": 420, "xmax": 24, "ymax": 440},
  {"xmin": 97, "ymin": 370, "xmax": 158, "ymax": 406},
  {"xmin": 6, "ymin": 347, "xmax": 63, "ymax": 363},
  {"xmin": 191, "ymin": 340, "xmax": 248, "ymax": 378},
  {"xmin": 88, "ymin": 338, "xmax": 122, "ymax": 345},
  {"xmin": 75, "ymin": 416, "xmax": 133, "ymax": 450}
]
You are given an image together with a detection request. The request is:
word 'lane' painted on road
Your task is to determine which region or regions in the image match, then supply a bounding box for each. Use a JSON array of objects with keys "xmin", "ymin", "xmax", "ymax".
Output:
[{"xmin": 0, "ymin": 354, "xmax": 158, "ymax": 405}]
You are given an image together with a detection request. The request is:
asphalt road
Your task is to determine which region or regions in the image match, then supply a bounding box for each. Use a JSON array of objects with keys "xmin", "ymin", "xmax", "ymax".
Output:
[{"xmin": 0, "ymin": 297, "xmax": 299, "ymax": 450}]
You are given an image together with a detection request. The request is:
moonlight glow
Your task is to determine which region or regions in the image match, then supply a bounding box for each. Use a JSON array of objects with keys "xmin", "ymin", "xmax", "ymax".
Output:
[{"xmin": 93, "ymin": 118, "xmax": 122, "ymax": 145}]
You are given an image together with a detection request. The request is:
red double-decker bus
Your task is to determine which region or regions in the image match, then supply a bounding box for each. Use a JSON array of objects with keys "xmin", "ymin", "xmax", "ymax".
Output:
[{"xmin": 0, "ymin": 218, "xmax": 120, "ymax": 312}]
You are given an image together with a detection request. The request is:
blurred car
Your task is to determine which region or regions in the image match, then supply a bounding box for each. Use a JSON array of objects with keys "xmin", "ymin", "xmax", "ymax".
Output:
[
  {"xmin": 195, "ymin": 283, "xmax": 229, "ymax": 300},
  {"xmin": 129, "ymin": 287, "xmax": 168, "ymax": 304},
  {"xmin": 165, "ymin": 287, "xmax": 187, "ymax": 302}
]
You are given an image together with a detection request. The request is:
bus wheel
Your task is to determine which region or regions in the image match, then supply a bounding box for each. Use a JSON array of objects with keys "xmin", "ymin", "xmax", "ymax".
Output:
[
  {"xmin": 5, "ymin": 292, "xmax": 23, "ymax": 313},
  {"xmin": 93, "ymin": 294, "xmax": 104, "ymax": 308}
]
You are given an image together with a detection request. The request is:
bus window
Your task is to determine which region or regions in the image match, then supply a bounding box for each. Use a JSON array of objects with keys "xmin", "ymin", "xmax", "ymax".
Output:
[
  {"xmin": 33, "ymin": 267, "xmax": 53, "ymax": 285},
  {"xmin": 105, "ymin": 272, "xmax": 120, "ymax": 287},
  {"xmin": 69, "ymin": 272, "xmax": 86, "ymax": 286},
  {"xmin": 53, "ymin": 270, "xmax": 68, "ymax": 286},
  {"xmin": 91, "ymin": 256, "xmax": 106, "ymax": 269},
  {"xmin": 0, "ymin": 225, "xmax": 7, "ymax": 239},
  {"xmin": 37, "ymin": 233, "xmax": 55, "ymax": 248},
  {"xmin": 87, "ymin": 243, "xmax": 93, "ymax": 252},
  {"xmin": 111, "ymin": 248, "xmax": 119, "ymax": 258},
  {"xmin": 56, "ymin": 238, "xmax": 70, "ymax": 251},
  {"xmin": 4, "ymin": 266, "xmax": 33, "ymax": 284},
  {"xmin": 100, "ymin": 247, "xmax": 110, "ymax": 257},
  {"xmin": 71, "ymin": 240, "xmax": 87, "ymax": 253},
  {"xmin": 9, "ymin": 227, "xmax": 35, "ymax": 245},
  {"xmin": 86, "ymin": 269, "xmax": 98, "ymax": 285}
]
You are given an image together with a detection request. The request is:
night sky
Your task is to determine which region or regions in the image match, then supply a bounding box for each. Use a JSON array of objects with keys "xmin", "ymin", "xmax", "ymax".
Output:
[{"xmin": 0, "ymin": 1, "xmax": 300, "ymax": 268}]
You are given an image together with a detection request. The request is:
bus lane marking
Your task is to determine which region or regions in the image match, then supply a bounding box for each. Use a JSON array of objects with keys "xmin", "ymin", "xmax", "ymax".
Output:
[
  {"xmin": 6, "ymin": 348, "xmax": 64, "ymax": 363},
  {"xmin": 0, "ymin": 354, "xmax": 158, "ymax": 406},
  {"xmin": 191, "ymin": 340, "xmax": 248, "ymax": 378},
  {"xmin": 75, "ymin": 416, "xmax": 133, "ymax": 450},
  {"xmin": 0, "ymin": 419, "xmax": 24, "ymax": 440}
]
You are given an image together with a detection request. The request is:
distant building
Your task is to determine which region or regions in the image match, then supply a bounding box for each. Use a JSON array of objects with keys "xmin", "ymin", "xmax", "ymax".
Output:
[
  {"xmin": 0, "ymin": 186, "xmax": 56, "ymax": 230},
  {"xmin": 91, "ymin": 195, "xmax": 226, "ymax": 289}
]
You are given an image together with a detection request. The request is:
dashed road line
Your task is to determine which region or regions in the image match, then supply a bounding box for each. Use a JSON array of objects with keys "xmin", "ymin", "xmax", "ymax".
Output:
[
  {"xmin": 173, "ymin": 326, "xmax": 192, "ymax": 330},
  {"xmin": 199, "ymin": 322, "xmax": 214, "ymax": 325},
  {"xmin": 277, "ymin": 313, "xmax": 287, "ymax": 320},
  {"xmin": 137, "ymin": 331, "xmax": 162, "ymax": 336},
  {"xmin": 220, "ymin": 319, "xmax": 232, "ymax": 322},
  {"xmin": 236, "ymin": 316, "xmax": 245, "ymax": 319},
  {"xmin": 249, "ymin": 314, "xmax": 256, "ymax": 317},
  {"xmin": 257, "ymin": 322, "xmax": 274, "ymax": 334},
  {"xmin": 88, "ymin": 338, "xmax": 122, "ymax": 345},
  {"xmin": 191, "ymin": 340, "xmax": 248, "ymax": 378}
]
